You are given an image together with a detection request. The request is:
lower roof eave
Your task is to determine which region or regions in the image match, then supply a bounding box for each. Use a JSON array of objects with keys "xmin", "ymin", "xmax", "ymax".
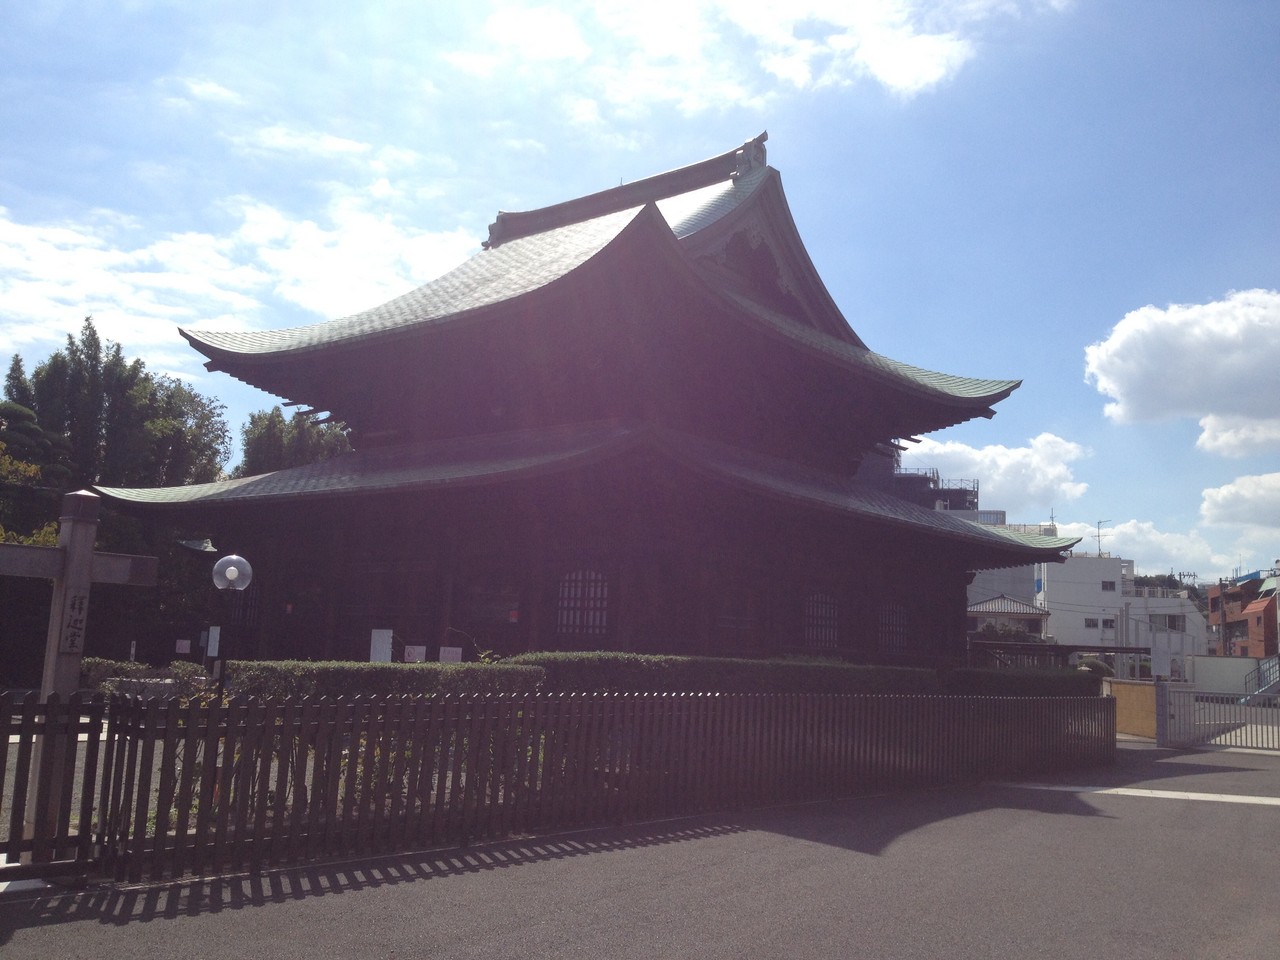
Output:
[{"xmin": 93, "ymin": 421, "xmax": 1081, "ymax": 566}]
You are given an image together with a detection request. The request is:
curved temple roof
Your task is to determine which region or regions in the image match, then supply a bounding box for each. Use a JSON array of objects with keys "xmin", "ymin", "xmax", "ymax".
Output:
[
  {"xmin": 179, "ymin": 134, "xmax": 1021, "ymax": 427},
  {"xmin": 96, "ymin": 421, "xmax": 1079, "ymax": 567}
]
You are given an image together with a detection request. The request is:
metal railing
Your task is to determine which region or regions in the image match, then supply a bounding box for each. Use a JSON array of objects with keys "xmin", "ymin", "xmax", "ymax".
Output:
[
  {"xmin": 1159, "ymin": 684, "xmax": 1280, "ymax": 751},
  {"xmin": 1242, "ymin": 655, "xmax": 1280, "ymax": 701}
]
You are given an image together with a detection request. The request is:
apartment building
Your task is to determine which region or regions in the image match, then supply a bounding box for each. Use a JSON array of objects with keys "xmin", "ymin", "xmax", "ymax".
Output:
[
  {"xmin": 1206, "ymin": 572, "xmax": 1278, "ymax": 659},
  {"xmin": 1034, "ymin": 553, "xmax": 1207, "ymax": 678}
]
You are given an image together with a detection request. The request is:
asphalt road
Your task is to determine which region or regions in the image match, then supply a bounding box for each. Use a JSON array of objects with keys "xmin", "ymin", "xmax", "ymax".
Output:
[{"xmin": 2, "ymin": 742, "xmax": 1278, "ymax": 960}]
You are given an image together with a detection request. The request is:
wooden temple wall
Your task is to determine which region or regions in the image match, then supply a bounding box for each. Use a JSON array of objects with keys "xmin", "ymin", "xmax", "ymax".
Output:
[{"xmin": 203, "ymin": 462, "xmax": 974, "ymax": 667}]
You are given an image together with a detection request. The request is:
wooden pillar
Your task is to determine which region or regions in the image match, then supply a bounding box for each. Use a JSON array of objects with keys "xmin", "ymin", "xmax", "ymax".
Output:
[
  {"xmin": 40, "ymin": 491, "xmax": 100, "ymax": 700},
  {"xmin": 524, "ymin": 514, "xmax": 551, "ymax": 653},
  {"xmin": 320, "ymin": 523, "xmax": 345, "ymax": 659},
  {"xmin": 435, "ymin": 526, "xmax": 458, "ymax": 649}
]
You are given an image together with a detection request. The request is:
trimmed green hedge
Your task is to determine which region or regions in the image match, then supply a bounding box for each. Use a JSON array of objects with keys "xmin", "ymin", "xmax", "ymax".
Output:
[
  {"xmin": 225, "ymin": 660, "xmax": 546, "ymax": 699},
  {"xmin": 505, "ymin": 652, "xmax": 924, "ymax": 694},
  {"xmin": 80, "ymin": 657, "xmax": 208, "ymax": 698},
  {"xmin": 505, "ymin": 652, "xmax": 1102, "ymax": 697},
  {"xmin": 81, "ymin": 653, "xmax": 1101, "ymax": 699}
]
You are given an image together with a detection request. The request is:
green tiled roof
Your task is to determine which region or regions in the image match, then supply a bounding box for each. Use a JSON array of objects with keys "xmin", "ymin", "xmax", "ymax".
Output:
[
  {"xmin": 183, "ymin": 160, "xmax": 777, "ymax": 364},
  {"xmin": 180, "ymin": 143, "xmax": 1017, "ymax": 415},
  {"xmin": 96, "ymin": 422, "xmax": 1078, "ymax": 565},
  {"xmin": 723, "ymin": 290, "xmax": 1018, "ymax": 407},
  {"xmin": 183, "ymin": 207, "xmax": 643, "ymax": 360},
  {"xmin": 652, "ymin": 430, "xmax": 1078, "ymax": 558},
  {"xmin": 98, "ymin": 420, "xmax": 638, "ymax": 506}
]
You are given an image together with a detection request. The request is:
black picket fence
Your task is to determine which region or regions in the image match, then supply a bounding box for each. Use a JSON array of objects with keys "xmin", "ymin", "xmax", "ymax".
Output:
[{"xmin": 2, "ymin": 691, "xmax": 1115, "ymax": 883}]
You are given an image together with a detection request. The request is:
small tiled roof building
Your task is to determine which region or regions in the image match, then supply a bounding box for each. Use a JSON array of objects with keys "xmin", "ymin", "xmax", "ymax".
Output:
[
  {"xmin": 97, "ymin": 134, "xmax": 1077, "ymax": 664},
  {"xmin": 967, "ymin": 594, "xmax": 1051, "ymax": 639}
]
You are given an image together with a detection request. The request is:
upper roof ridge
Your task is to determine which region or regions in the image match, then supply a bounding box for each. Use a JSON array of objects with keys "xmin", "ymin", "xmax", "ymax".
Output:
[{"xmin": 484, "ymin": 132, "xmax": 768, "ymax": 249}]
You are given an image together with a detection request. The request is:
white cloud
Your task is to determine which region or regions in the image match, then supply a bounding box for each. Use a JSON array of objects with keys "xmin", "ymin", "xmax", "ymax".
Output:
[
  {"xmin": 1054, "ymin": 519, "xmax": 1223, "ymax": 577},
  {"xmin": 0, "ymin": 207, "xmax": 262, "ymax": 355},
  {"xmin": 231, "ymin": 125, "xmax": 372, "ymax": 161},
  {"xmin": 441, "ymin": 50, "xmax": 503, "ymax": 77},
  {"xmin": 1200, "ymin": 473, "xmax": 1280, "ymax": 529},
  {"xmin": 228, "ymin": 190, "xmax": 477, "ymax": 319},
  {"xmin": 1085, "ymin": 288, "xmax": 1280, "ymax": 457},
  {"xmin": 484, "ymin": 6, "xmax": 592, "ymax": 63},
  {"xmin": 440, "ymin": 1, "xmax": 1065, "ymax": 116},
  {"xmin": 843, "ymin": 26, "xmax": 973, "ymax": 95},
  {"xmin": 181, "ymin": 78, "xmax": 241, "ymax": 103},
  {"xmin": 0, "ymin": 191, "xmax": 481, "ymax": 370},
  {"xmin": 901, "ymin": 432, "xmax": 1089, "ymax": 513},
  {"xmin": 1195, "ymin": 415, "xmax": 1280, "ymax": 458}
]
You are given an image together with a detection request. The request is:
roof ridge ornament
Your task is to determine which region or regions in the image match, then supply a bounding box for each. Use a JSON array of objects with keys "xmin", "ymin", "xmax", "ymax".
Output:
[
  {"xmin": 734, "ymin": 136, "xmax": 766, "ymax": 178},
  {"xmin": 484, "ymin": 132, "xmax": 768, "ymax": 249}
]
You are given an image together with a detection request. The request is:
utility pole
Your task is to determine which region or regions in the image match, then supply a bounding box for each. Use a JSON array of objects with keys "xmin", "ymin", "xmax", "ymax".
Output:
[{"xmin": 1217, "ymin": 578, "xmax": 1230, "ymax": 656}]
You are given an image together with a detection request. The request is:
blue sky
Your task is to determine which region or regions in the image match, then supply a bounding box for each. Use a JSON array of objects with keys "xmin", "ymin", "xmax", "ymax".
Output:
[{"xmin": 1, "ymin": 1, "xmax": 1277, "ymax": 580}]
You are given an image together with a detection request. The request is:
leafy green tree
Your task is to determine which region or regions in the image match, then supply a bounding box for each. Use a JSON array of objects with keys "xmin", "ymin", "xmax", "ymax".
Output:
[
  {"xmin": 234, "ymin": 406, "xmax": 350, "ymax": 477},
  {"xmin": 0, "ymin": 437, "xmax": 56, "ymax": 543},
  {"xmin": 0, "ymin": 401, "xmax": 66, "ymax": 541},
  {"xmin": 8, "ymin": 318, "xmax": 230, "ymax": 490},
  {"xmin": 5, "ymin": 355, "xmax": 35, "ymax": 409},
  {"xmin": 2, "ymin": 320, "xmax": 234, "ymax": 685}
]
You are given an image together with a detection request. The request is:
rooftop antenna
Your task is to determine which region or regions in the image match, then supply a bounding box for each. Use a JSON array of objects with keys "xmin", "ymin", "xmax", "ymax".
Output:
[{"xmin": 1094, "ymin": 520, "xmax": 1111, "ymax": 555}]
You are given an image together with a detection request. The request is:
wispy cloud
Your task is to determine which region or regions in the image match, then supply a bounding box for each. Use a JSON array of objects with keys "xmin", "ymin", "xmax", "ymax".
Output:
[
  {"xmin": 438, "ymin": 1, "xmax": 1066, "ymax": 118},
  {"xmin": 230, "ymin": 125, "xmax": 373, "ymax": 161},
  {"xmin": 0, "ymin": 193, "xmax": 479, "ymax": 371},
  {"xmin": 181, "ymin": 78, "xmax": 242, "ymax": 103},
  {"xmin": 227, "ymin": 190, "xmax": 477, "ymax": 320}
]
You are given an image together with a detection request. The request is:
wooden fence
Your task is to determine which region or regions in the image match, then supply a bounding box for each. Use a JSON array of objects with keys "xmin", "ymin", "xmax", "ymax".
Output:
[
  {"xmin": 1, "ymin": 692, "xmax": 107, "ymax": 880},
  {"xmin": 3, "ymin": 692, "xmax": 1115, "ymax": 884}
]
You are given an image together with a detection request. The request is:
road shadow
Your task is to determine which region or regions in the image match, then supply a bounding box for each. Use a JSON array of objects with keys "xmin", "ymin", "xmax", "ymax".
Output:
[{"xmin": 1, "ymin": 742, "xmax": 1275, "ymax": 942}]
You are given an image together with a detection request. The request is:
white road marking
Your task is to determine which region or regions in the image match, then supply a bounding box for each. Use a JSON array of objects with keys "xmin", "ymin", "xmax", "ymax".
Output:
[{"xmin": 999, "ymin": 782, "xmax": 1280, "ymax": 807}]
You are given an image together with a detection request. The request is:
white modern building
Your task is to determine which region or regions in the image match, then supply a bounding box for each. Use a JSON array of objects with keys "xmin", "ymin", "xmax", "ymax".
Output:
[
  {"xmin": 1034, "ymin": 553, "xmax": 1208, "ymax": 678},
  {"xmin": 934, "ymin": 508, "xmax": 1053, "ymax": 605}
]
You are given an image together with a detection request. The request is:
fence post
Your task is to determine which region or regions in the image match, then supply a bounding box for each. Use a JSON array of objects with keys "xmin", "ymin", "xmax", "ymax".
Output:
[{"xmin": 1154, "ymin": 680, "xmax": 1169, "ymax": 747}]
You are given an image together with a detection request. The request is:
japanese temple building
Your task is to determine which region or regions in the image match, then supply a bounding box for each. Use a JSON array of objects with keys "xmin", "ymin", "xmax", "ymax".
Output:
[{"xmin": 96, "ymin": 133, "xmax": 1078, "ymax": 665}]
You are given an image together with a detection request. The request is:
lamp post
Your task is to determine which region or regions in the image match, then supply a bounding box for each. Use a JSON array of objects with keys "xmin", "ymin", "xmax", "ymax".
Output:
[{"xmin": 212, "ymin": 554, "xmax": 252, "ymax": 699}]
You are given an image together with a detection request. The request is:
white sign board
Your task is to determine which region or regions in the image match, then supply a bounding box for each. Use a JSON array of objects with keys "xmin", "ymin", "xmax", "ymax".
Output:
[
  {"xmin": 206, "ymin": 625, "xmax": 221, "ymax": 658},
  {"xmin": 438, "ymin": 645, "xmax": 463, "ymax": 663},
  {"xmin": 370, "ymin": 628, "xmax": 394, "ymax": 663},
  {"xmin": 403, "ymin": 645, "xmax": 427, "ymax": 663},
  {"xmin": 175, "ymin": 638, "xmax": 191, "ymax": 655}
]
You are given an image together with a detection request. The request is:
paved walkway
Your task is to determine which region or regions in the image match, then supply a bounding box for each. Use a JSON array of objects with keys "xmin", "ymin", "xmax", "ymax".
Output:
[{"xmin": 2, "ymin": 743, "xmax": 1278, "ymax": 959}]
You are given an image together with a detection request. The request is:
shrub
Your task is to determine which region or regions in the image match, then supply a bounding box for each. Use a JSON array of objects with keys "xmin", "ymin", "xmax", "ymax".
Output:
[
  {"xmin": 80, "ymin": 657, "xmax": 211, "ymax": 698},
  {"xmin": 225, "ymin": 660, "xmax": 546, "ymax": 700},
  {"xmin": 81, "ymin": 657, "xmax": 151, "ymax": 690},
  {"xmin": 507, "ymin": 652, "xmax": 1101, "ymax": 697}
]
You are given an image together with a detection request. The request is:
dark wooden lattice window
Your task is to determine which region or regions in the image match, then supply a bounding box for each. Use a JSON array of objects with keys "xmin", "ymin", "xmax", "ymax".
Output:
[
  {"xmin": 803, "ymin": 593, "xmax": 839, "ymax": 649},
  {"xmin": 557, "ymin": 569, "xmax": 609, "ymax": 638},
  {"xmin": 878, "ymin": 602, "xmax": 909, "ymax": 656}
]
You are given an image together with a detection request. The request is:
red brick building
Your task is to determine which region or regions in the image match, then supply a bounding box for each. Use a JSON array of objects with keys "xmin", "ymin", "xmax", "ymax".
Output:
[{"xmin": 1207, "ymin": 575, "xmax": 1278, "ymax": 659}]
